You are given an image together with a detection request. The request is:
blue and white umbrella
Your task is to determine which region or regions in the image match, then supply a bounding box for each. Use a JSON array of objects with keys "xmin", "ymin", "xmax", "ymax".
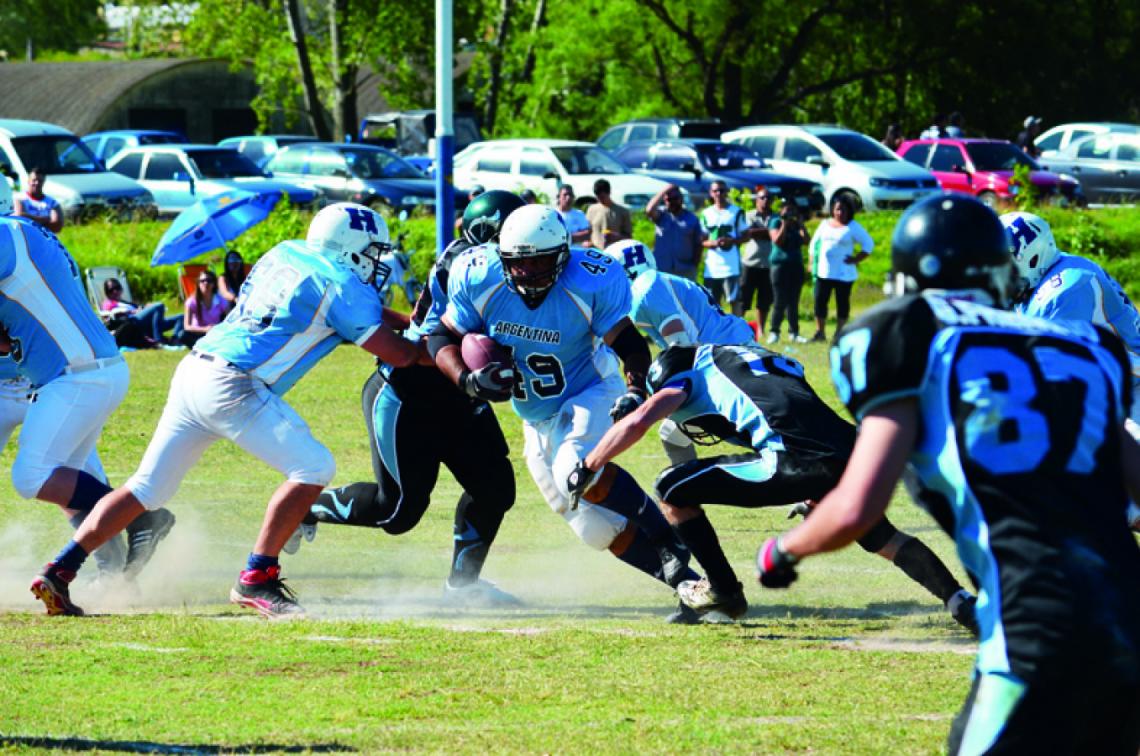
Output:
[{"xmin": 151, "ymin": 189, "xmax": 280, "ymax": 267}]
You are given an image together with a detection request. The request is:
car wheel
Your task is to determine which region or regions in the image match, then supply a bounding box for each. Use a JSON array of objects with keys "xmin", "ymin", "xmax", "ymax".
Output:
[
  {"xmin": 978, "ymin": 191, "xmax": 999, "ymax": 209},
  {"xmin": 833, "ymin": 189, "xmax": 862, "ymax": 212}
]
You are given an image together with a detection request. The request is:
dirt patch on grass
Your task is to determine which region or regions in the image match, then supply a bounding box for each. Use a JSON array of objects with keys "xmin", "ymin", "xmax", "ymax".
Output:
[{"xmin": 831, "ymin": 637, "xmax": 975, "ymax": 655}]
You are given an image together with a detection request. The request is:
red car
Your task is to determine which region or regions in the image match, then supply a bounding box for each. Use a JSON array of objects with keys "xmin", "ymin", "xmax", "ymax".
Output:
[{"xmin": 897, "ymin": 138, "xmax": 1083, "ymax": 207}]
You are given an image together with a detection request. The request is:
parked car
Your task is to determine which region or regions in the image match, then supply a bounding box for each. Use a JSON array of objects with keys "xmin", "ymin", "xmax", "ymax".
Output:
[
  {"xmin": 453, "ymin": 139, "xmax": 675, "ymax": 209},
  {"xmin": 1034, "ymin": 121, "xmax": 1139, "ymax": 159},
  {"xmin": 358, "ymin": 110, "xmax": 483, "ymax": 174},
  {"xmin": 265, "ymin": 142, "xmax": 465, "ymax": 213},
  {"xmin": 720, "ymin": 124, "xmax": 939, "ymax": 211},
  {"xmin": 897, "ymin": 138, "xmax": 1083, "ymax": 208},
  {"xmin": 0, "ymin": 119, "xmax": 156, "ymax": 220},
  {"xmin": 218, "ymin": 135, "xmax": 319, "ymax": 168},
  {"xmin": 597, "ymin": 118, "xmax": 728, "ymax": 152},
  {"xmin": 1039, "ymin": 132, "xmax": 1140, "ymax": 203},
  {"xmin": 82, "ymin": 129, "xmax": 188, "ymax": 165},
  {"xmin": 613, "ymin": 139, "xmax": 823, "ymax": 211},
  {"xmin": 107, "ymin": 144, "xmax": 319, "ymax": 215}
]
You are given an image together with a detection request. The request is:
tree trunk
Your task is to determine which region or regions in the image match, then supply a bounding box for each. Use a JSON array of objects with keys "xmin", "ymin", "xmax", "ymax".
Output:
[
  {"xmin": 329, "ymin": 0, "xmax": 357, "ymax": 142},
  {"xmin": 482, "ymin": 0, "xmax": 515, "ymax": 136},
  {"xmin": 283, "ymin": 0, "xmax": 332, "ymax": 141},
  {"xmin": 519, "ymin": 0, "xmax": 547, "ymax": 84}
]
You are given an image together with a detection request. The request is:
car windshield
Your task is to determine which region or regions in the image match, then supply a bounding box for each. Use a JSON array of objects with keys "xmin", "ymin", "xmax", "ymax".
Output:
[
  {"xmin": 965, "ymin": 142, "xmax": 1038, "ymax": 171},
  {"xmin": 816, "ymin": 133, "xmax": 898, "ymax": 161},
  {"xmin": 551, "ymin": 146, "xmax": 627, "ymax": 175},
  {"xmin": 138, "ymin": 134, "xmax": 185, "ymax": 145},
  {"xmin": 188, "ymin": 149, "xmax": 266, "ymax": 178},
  {"xmin": 695, "ymin": 143, "xmax": 766, "ymax": 170},
  {"xmin": 342, "ymin": 147, "xmax": 424, "ymax": 180},
  {"xmin": 12, "ymin": 135, "xmax": 103, "ymax": 174}
]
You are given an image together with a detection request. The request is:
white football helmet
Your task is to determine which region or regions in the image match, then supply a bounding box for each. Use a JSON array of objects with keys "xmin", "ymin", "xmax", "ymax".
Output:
[
  {"xmin": 0, "ymin": 178, "xmax": 12, "ymax": 215},
  {"xmin": 498, "ymin": 204, "xmax": 570, "ymax": 306},
  {"xmin": 604, "ymin": 239, "xmax": 656, "ymax": 280},
  {"xmin": 306, "ymin": 202, "xmax": 392, "ymax": 290},
  {"xmin": 1000, "ymin": 211, "xmax": 1059, "ymax": 299}
]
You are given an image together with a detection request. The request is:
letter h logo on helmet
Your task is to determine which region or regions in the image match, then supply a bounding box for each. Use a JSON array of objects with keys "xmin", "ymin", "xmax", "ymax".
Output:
[
  {"xmin": 624, "ymin": 242, "xmax": 649, "ymax": 270},
  {"xmin": 1006, "ymin": 216, "xmax": 1038, "ymax": 256},
  {"xmin": 345, "ymin": 206, "xmax": 379, "ymax": 234}
]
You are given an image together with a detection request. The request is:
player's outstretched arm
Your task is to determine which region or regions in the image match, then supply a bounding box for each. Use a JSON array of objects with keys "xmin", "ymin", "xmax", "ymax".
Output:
[
  {"xmin": 584, "ymin": 388, "xmax": 688, "ymax": 472},
  {"xmin": 1120, "ymin": 424, "xmax": 1140, "ymax": 505},
  {"xmin": 780, "ymin": 399, "xmax": 918, "ymax": 559},
  {"xmin": 360, "ymin": 326, "xmax": 432, "ymax": 367}
]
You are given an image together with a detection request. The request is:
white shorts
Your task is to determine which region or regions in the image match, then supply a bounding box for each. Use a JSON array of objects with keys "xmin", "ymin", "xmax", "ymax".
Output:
[
  {"xmin": 13, "ymin": 362, "xmax": 125, "ymax": 498},
  {"xmin": 0, "ymin": 378, "xmax": 30, "ymax": 448},
  {"xmin": 126, "ymin": 354, "xmax": 336, "ymax": 510},
  {"xmin": 523, "ymin": 376, "xmax": 628, "ymax": 549}
]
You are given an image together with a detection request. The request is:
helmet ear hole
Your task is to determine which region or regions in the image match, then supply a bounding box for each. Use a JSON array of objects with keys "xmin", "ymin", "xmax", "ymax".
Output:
[{"xmin": 1028, "ymin": 254, "xmax": 1038, "ymax": 268}]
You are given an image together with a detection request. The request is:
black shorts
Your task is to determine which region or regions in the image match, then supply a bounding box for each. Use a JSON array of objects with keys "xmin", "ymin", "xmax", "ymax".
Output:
[
  {"xmin": 813, "ymin": 278, "xmax": 853, "ymax": 320},
  {"xmin": 363, "ymin": 365, "xmax": 514, "ymax": 534},
  {"xmin": 653, "ymin": 449, "xmax": 844, "ymax": 508},
  {"xmin": 740, "ymin": 265, "xmax": 773, "ymax": 313}
]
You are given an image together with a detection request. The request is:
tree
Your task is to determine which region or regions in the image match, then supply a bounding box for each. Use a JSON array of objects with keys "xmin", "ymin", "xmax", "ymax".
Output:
[{"xmin": 0, "ymin": 0, "xmax": 103, "ymax": 60}]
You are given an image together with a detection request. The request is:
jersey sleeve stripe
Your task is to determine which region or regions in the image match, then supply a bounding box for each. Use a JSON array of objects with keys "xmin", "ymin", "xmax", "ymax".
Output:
[
  {"xmin": 564, "ymin": 288, "xmax": 592, "ymax": 326},
  {"xmin": 473, "ymin": 280, "xmax": 505, "ymax": 319},
  {"xmin": 352, "ymin": 323, "xmax": 380, "ymax": 347}
]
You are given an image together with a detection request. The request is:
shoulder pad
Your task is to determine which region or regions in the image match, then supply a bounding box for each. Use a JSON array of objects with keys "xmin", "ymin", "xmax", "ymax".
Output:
[{"xmin": 648, "ymin": 345, "xmax": 699, "ymax": 394}]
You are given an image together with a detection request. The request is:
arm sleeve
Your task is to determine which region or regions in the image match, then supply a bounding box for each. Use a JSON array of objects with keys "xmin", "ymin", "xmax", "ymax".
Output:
[
  {"xmin": 830, "ymin": 296, "xmax": 939, "ymax": 421},
  {"xmin": 1036, "ymin": 272, "xmax": 1098, "ymax": 323},
  {"xmin": 325, "ymin": 280, "xmax": 383, "ymax": 345}
]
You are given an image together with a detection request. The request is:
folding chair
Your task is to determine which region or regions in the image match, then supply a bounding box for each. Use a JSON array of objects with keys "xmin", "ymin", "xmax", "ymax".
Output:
[
  {"xmin": 178, "ymin": 263, "xmax": 209, "ymax": 301},
  {"xmin": 84, "ymin": 266, "xmax": 133, "ymax": 321}
]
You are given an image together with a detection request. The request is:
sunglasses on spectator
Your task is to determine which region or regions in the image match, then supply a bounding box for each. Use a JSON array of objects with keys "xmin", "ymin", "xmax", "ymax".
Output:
[{"xmin": 199, "ymin": 277, "xmax": 214, "ymax": 283}]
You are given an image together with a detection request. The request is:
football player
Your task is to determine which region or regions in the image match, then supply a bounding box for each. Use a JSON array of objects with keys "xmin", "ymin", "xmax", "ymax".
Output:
[
  {"xmin": 299, "ymin": 191, "xmax": 526, "ymax": 606},
  {"xmin": 603, "ymin": 238, "xmax": 755, "ymax": 467},
  {"xmin": 430, "ymin": 205, "xmax": 702, "ymax": 622},
  {"xmin": 31, "ymin": 203, "xmax": 431, "ymax": 618},
  {"xmin": 760, "ymin": 195, "xmax": 1140, "ymax": 753},
  {"xmin": 567, "ymin": 341, "xmax": 976, "ymax": 628},
  {"xmin": 0, "ymin": 181, "xmax": 169, "ymax": 596}
]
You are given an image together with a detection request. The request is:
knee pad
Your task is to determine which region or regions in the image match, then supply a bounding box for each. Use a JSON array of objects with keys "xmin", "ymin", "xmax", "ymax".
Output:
[
  {"xmin": 563, "ymin": 504, "xmax": 626, "ymax": 550},
  {"xmin": 11, "ymin": 459, "xmax": 50, "ymax": 500},
  {"xmin": 289, "ymin": 446, "xmax": 336, "ymax": 488}
]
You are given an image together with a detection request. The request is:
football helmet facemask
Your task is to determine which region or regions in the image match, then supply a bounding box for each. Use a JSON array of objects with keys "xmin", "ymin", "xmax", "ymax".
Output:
[
  {"xmin": 306, "ymin": 202, "xmax": 392, "ymax": 291},
  {"xmin": 462, "ymin": 190, "xmax": 527, "ymax": 245},
  {"xmin": 1000, "ymin": 211, "xmax": 1060, "ymax": 302},
  {"xmin": 498, "ymin": 204, "xmax": 571, "ymax": 307},
  {"xmin": 604, "ymin": 239, "xmax": 656, "ymax": 280},
  {"xmin": 890, "ymin": 194, "xmax": 1016, "ymax": 309}
]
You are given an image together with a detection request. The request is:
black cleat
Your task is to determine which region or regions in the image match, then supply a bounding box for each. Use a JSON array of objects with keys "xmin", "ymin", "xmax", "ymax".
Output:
[
  {"xmin": 665, "ymin": 600, "xmax": 702, "ymax": 625},
  {"xmin": 230, "ymin": 566, "xmax": 305, "ymax": 619},
  {"xmin": 124, "ymin": 508, "xmax": 176, "ymax": 579},
  {"xmin": 30, "ymin": 565, "xmax": 84, "ymax": 616}
]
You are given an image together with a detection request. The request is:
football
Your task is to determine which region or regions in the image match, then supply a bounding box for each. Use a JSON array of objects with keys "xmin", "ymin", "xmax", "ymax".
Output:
[{"xmin": 461, "ymin": 332, "xmax": 512, "ymax": 371}]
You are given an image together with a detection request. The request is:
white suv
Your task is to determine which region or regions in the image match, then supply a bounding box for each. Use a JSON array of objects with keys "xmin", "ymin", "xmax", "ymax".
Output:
[
  {"xmin": 453, "ymin": 139, "xmax": 675, "ymax": 209},
  {"xmin": 720, "ymin": 125, "xmax": 938, "ymax": 211}
]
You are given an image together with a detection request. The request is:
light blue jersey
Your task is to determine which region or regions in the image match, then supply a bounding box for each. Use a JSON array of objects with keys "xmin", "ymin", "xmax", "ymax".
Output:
[
  {"xmin": 0, "ymin": 354, "xmax": 22, "ymax": 382},
  {"xmin": 0, "ymin": 218, "xmax": 118, "ymax": 387},
  {"xmin": 631, "ymin": 270, "xmax": 755, "ymax": 348},
  {"xmin": 197, "ymin": 240, "xmax": 384, "ymax": 395},
  {"xmin": 405, "ymin": 239, "xmax": 493, "ymax": 343},
  {"xmin": 1016, "ymin": 253, "xmax": 1140, "ymax": 382},
  {"xmin": 444, "ymin": 246, "xmax": 630, "ymax": 423}
]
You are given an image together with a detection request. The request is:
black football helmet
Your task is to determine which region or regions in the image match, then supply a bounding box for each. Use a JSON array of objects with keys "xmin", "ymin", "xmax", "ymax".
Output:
[
  {"xmin": 890, "ymin": 194, "xmax": 1016, "ymax": 307},
  {"xmin": 461, "ymin": 189, "xmax": 527, "ymax": 245}
]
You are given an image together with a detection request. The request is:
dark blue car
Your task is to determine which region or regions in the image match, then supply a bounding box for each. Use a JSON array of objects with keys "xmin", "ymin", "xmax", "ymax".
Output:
[{"xmin": 613, "ymin": 139, "xmax": 824, "ymax": 211}]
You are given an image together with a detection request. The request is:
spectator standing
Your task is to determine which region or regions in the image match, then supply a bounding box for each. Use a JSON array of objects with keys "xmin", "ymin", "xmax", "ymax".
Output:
[
  {"xmin": 181, "ymin": 270, "xmax": 227, "ymax": 348},
  {"xmin": 699, "ymin": 180, "xmax": 747, "ymax": 314},
  {"xmin": 586, "ymin": 179, "xmax": 632, "ymax": 249},
  {"xmin": 555, "ymin": 185, "xmax": 591, "ymax": 245},
  {"xmin": 645, "ymin": 184, "xmax": 701, "ymax": 280},
  {"xmin": 919, "ymin": 113, "xmax": 948, "ymax": 139},
  {"xmin": 767, "ymin": 201, "xmax": 810, "ymax": 344},
  {"xmin": 740, "ymin": 187, "xmax": 776, "ymax": 336},
  {"xmin": 881, "ymin": 123, "xmax": 905, "ymax": 151},
  {"xmin": 13, "ymin": 167, "xmax": 63, "ymax": 233},
  {"xmin": 1017, "ymin": 116, "xmax": 1043, "ymax": 158},
  {"xmin": 808, "ymin": 194, "xmax": 873, "ymax": 343},
  {"xmin": 946, "ymin": 111, "xmax": 965, "ymax": 138},
  {"xmin": 218, "ymin": 251, "xmax": 247, "ymax": 311}
]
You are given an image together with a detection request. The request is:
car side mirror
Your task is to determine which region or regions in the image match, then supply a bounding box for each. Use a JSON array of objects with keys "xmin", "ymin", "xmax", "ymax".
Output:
[
  {"xmin": 543, "ymin": 171, "xmax": 559, "ymax": 180},
  {"xmin": 173, "ymin": 171, "xmax": 191, "ymax": 183},
  {"xmin": 679, "ymin": 161, "xmax": 701, "ymax": 177},
  {"xmin": 806, "ymin": 155, "xmax": 829, "ymax": 168}
]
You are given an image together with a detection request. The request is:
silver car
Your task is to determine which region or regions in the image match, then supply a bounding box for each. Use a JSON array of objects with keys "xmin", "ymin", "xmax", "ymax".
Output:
[{"xmin": 1039, "ymin": 133, "xmax": 1140, "ymax": 203}]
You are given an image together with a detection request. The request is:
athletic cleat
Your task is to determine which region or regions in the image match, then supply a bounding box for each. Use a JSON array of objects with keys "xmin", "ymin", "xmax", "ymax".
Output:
[
  {"xmin": 676, "ymin": 577, "xmax": 748, "ymax": 620},
  {"xmin": 124, "ymin": 508, "xmax": 176, "ymax": 579},
  {"xmin": 30, "ymin": 566, "xmax": 84, "ymax": 617},
  {"xmin": 656, "ymin": 540, "xmax": 693, "ymax": 589},
  {"xmin": 665, "ymin": 600, "xmax": 702, "ymax": 625},
  {"xmin": 282, "ymin": 522, "xmax": 318, "ymax": 555},
  {"xmin": 230, "ymin": 566, "xmax": 305, "ymax": 619},
  {"xmin": 949, "ymin": 590, "xmax": 980, "ymax": 637},
  {"xmin": 443, "ymin": 578, "xmax": 522, "ymax": 608}
]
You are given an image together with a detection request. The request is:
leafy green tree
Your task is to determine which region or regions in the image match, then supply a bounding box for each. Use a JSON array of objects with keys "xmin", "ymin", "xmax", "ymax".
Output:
[{"xmin": 0, "ymin": 0, "xmax": 104, "ymax": 59}]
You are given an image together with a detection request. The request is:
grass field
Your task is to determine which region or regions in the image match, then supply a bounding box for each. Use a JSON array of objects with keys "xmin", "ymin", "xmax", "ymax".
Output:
[{"xmin": 0, "ymin": 331, "xmax": 980, "ymax": 754}]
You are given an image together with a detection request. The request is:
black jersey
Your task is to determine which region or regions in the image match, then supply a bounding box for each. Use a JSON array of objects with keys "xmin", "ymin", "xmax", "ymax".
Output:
[
  {"xmin": 831, "ymin": 293, "xmax": 1140, "ymax": 680},
  {"xmin": 648, "ymin": 343, "xmax": 855, "ymax": 460}
]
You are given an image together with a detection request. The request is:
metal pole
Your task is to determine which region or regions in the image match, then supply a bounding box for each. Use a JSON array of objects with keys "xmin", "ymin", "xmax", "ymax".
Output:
[{"xmin": 434, "ymin": 0, "xmax": 455, "ymax": 255}]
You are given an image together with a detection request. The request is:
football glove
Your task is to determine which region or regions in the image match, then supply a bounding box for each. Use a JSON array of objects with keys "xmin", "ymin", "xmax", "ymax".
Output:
[
  {"xmin": 609, "ymin": 387, "xmax": 647, "ymax": 422},
  {"xmin": 566, "ymin": 459, "xmax": 600, "ymax": 511},
  {"xmin": 460, "ymin": 363, "xmax": 515, "ymax": 402},
  {"xmin": 755, "ymin": 536, "xmax": 799, "ymax": 589}
]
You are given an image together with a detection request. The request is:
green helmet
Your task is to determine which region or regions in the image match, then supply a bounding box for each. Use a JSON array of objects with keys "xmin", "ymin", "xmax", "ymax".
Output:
[{"xmin": 461, "ymin": 189, "xmax": 527, "ymax": 245}]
